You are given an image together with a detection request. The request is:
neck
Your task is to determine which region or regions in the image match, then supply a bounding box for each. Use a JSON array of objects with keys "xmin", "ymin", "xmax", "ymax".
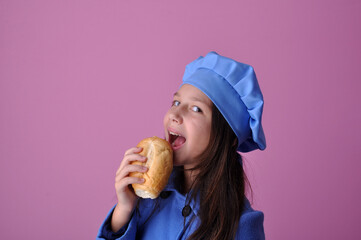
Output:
[{"xmin": 182, "ymin": 169, "xmax": 198, "ymax": 194}]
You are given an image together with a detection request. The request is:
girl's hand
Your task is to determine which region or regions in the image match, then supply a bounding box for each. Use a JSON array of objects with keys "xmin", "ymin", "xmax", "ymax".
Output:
[{"xmin": 111, "ymin": 147, "xmax": 148, "ymax": 232}]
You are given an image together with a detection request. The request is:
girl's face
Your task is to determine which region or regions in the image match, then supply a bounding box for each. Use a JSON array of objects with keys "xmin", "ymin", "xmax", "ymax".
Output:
[{"xmin": 163, "ymin": 84, "xmax": 213, "ymax": 169}]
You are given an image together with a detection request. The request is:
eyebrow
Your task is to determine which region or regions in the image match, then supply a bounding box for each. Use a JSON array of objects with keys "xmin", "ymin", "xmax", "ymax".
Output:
[{"xmin": 173, "ymin": 92, "xmax": 211, "ymax": 106}]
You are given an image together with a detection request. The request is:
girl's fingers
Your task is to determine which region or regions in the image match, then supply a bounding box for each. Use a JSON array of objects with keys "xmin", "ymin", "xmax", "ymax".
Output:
[
  {"xmin": 116, "ymin": 164, "xmax": 148, "ymax": 182},
  {"xmin": 124, "ymin": 147, "xmax": 143, "ymax": 156},
  {"xmin": 114, "ymin": 147, "xmax": 148, "ymax": 198},
  {"xmin": 117, "ymin": 153, "xmax": 147, "ymax": 174},
  {"xmin": 116, "ymin": 177, "xmax": 145, "ymax": 191}
]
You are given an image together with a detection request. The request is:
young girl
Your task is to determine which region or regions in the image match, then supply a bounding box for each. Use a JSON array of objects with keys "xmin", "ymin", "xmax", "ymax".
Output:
[{"xmin": 97, "ymin": 51, "xmax": 266, "ymax": 240}]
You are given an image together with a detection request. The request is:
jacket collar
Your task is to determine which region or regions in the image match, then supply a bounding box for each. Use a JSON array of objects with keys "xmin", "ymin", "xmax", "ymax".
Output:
[{"xmin": 163, "ymin": 170, "xmax": 201, "ymax": 217}]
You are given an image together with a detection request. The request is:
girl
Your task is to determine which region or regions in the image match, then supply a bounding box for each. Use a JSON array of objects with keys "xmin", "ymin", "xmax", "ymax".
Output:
[{"xmin": 97, "ymin": 51, "xmax": 266, "ymax": 240}]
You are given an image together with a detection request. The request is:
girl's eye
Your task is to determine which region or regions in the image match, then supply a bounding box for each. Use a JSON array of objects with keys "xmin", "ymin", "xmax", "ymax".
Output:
[
  {"xmin": 172, "ymin": 100, "xmax": 180, "ymax": 107},
  {"xmin": 191, "ymin": 106, "xmax": 202, "ymax": 113}
]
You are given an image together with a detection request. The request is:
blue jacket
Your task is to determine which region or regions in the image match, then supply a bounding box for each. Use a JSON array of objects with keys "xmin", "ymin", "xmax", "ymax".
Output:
[{"xmin": 97, "ymin": 173, "xmax": 265, "ymax": 240}]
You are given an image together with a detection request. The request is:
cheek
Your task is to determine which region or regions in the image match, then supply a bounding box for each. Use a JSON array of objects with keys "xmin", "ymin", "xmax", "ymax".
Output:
[
  {"xmin": 163, "ymin": 111, "xmax": 173, "ymax": 137},
  {"xmin": 163, "ymin": 111, "xmax": 169, "ymax": 126},
  {"xmin": 193, "ymin": 121, "xmax": 212, "ymax": 144},
  {"xmin": 200, "ymin": 127, "xmax": 211, "ymax": 146}
]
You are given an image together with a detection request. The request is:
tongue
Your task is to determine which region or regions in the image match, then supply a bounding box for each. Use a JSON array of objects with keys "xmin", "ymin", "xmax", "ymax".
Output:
[{"xmin": 172, "ymin": 136, "xmax": 186, "ymax": 147}]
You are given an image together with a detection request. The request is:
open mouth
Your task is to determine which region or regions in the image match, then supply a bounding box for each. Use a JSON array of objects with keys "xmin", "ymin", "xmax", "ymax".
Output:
[{"xmin": 168, "ymin": 131, "xmax": 186, "ymax": 150}]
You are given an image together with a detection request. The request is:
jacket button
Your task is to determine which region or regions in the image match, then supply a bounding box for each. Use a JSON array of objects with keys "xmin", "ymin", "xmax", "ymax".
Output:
[
  {"xmin": 182, "ymin": 205, "xmax": 192, "ymax": 217},
  {"xmin": 160, "ymin": 191, "xmax": 171, "ymax": 199}
]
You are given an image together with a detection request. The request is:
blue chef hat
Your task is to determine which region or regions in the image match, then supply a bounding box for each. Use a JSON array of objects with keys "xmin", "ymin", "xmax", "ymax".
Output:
[{"xmin": 182, "ymin": 51, "xmax": 266, "ymax": 152}]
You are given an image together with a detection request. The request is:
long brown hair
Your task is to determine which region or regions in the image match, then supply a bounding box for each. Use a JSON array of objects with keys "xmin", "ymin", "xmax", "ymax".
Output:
[{"xmin": 179, "ymin": 103, "xmax": 251, "ymax": 240}]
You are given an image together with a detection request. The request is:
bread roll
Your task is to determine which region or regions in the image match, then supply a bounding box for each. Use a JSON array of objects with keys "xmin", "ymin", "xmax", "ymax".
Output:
[{"xmin": 130, "ymin": 136, "xmax": 173, "ymax": 199}]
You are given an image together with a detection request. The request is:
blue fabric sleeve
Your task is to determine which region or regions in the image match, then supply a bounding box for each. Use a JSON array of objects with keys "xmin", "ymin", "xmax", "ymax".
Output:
[
  {"xmin": 236, "ymin": 210, "xmax": 265, "ymax": 240},
  {"xmin": 96, "ymin": 205, "xmax": 138, "ymax": 240}
]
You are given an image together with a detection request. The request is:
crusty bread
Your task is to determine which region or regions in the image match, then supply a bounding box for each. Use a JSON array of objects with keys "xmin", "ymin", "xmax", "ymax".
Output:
[{"xmin": 130, "ymin": 136, "xmax": 173, "ymax": 199}]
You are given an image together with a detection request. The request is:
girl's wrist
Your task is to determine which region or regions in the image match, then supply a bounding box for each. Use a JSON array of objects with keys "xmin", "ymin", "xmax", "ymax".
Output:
[
  {"xmin": 115, "ymin": 202, "xmax": 135, "ymax": 216},
  {"xmin": 111, "ymin": 203, "xmax": 135, "ymax": 232}
]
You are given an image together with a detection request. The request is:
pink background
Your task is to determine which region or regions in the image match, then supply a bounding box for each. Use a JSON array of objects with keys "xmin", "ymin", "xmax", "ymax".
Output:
[{"xmin": 1, "ymin": 0, "xmax": 361, "ymax": 239}]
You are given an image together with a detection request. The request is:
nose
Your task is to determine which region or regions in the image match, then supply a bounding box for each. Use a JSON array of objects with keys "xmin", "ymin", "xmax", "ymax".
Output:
[{"xmin": 169, "ymin": 107, "xmax": 183, "ymax": 124}]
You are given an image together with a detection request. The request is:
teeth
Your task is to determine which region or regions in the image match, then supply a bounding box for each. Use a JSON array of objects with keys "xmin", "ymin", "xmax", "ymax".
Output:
[{"xmin": 169, "ymin": 131, "xmax": 179, "ymax": 136}]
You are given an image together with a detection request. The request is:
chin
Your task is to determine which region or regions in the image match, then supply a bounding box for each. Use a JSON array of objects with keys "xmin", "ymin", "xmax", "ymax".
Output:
[{"xmin": 172, "ymin": 154, "xmax": 188, "ymax": 167}]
